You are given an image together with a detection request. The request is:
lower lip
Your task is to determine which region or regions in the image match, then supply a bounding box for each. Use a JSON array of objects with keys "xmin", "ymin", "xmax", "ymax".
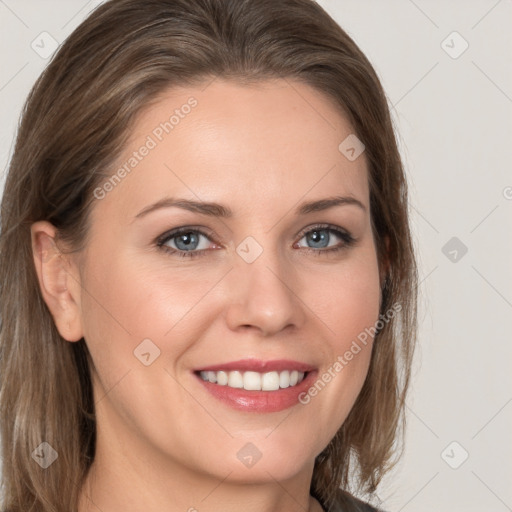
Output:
[{"xmin": 194, "ymin": 371, "xmax": 318, "ymax": 413}]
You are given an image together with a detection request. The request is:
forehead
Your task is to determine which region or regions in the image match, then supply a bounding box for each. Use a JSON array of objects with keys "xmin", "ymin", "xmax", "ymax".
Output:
[{"xmin": 93, "ymin": 78, "xmax": 369, "ymax": 221}]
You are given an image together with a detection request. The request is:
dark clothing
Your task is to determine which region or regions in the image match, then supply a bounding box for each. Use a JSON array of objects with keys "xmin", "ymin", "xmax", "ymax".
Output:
[{"xmin": 323, "ymin": 490, "xmax": 385, "ymax": 512}]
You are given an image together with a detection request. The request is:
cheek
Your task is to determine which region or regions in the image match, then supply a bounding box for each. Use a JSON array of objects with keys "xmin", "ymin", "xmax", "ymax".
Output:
[
  {"xmin": 298, "ymin": 248, "xmax": 381, "ymax": 441},
  {"xmin": 332, "ymin": 253, "xmax": 381, "ymax": 382},
  {"xmin": 313, "ymin": 249, "xmax": 381, "ymax": 352},
  {"xmin": 78, "ymin": 252, "xmax": 226, "ymax": 395},
  {"xmin": 80, "ymin": 252, "xmax": 212, "ymax": 339}
]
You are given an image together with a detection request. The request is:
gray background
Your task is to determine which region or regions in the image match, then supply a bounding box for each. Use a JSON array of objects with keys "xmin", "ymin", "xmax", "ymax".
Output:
[{"xmin": 1, "ymin": 1, "xmax": 511, "ymax": 511}]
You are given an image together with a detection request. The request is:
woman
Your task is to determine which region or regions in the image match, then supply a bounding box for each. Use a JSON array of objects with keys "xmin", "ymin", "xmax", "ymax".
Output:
[{"xmin": 0, "ymin": 1, "xmax": 418, "ymax": 511}]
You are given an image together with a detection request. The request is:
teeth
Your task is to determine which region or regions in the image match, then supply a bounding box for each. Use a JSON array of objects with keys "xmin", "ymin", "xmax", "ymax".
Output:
[
  {"xmin": 244, "ymin": 371, "xmax": 262, "ymax": 390},
  {"xmin": 217, "ymin": 370, "xmax": 228, "ymax": 385},
  {"xmin": 279, "ymin": 370, "xmax": 290, "ymax": 389},
  {"xmin": 228, "ymin": 370, "xmax": 243, "ymax": 388},
  {"xmin": 262, "ymin": 371, "xmax": 280, "ymax": 391},
  {"xmin": 199, "ymin": 369, "xmax": 305, "ymax": 391}
]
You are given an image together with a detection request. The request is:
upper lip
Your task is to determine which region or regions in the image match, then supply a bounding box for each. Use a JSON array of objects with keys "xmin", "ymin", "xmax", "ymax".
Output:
[{"xmin": 195, "ymin": 359, "xmax": 316, "ymax": 373}]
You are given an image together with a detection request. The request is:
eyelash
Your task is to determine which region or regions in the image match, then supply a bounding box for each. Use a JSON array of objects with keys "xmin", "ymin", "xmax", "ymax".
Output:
[{"xmin": 155, "ymin": 224, "xmax": 356, "ymax": 259}]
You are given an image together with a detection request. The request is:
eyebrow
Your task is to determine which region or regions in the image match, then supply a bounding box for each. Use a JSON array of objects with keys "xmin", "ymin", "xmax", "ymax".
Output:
[{"xmin": 134, "ymin": 195, "xmax": 366, "ymax": 220}]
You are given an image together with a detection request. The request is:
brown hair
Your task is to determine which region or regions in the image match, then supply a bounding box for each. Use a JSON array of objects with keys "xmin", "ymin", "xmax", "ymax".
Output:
[{"xmin": 0, "ymin": 1, "xmax": 418, "ymax": 510}]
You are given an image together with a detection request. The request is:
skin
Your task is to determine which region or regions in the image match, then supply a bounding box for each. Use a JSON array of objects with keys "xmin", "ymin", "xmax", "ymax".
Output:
[{"xmin": 31, "ymin": 78, "xmax": 386, "ymax": 512}]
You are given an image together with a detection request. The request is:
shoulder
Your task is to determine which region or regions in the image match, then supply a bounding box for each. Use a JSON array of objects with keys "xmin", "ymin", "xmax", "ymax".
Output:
[{"xmin": 325, "ymin": 489, "xmax": 387, "ymax": 512}]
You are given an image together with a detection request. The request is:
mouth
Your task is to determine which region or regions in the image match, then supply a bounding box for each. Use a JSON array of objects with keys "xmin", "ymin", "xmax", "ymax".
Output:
[
  {"xmin": 193, "ymin": 359, "xmax": 317, "ymax": 413},
  {"xmin": 196, "ymin": 369, "xmax": 307, "ymax": 391}
]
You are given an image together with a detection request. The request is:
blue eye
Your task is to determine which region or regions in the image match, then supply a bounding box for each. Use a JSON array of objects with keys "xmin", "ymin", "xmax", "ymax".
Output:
[
  {"xmin": 299, "ymin": 228, "xmax": 342, "ymax": 249},
  {"xmin": 295, "ymin": 225, "xmax": 355, "ymax": 254},
  {"xmin": 156, "ymin": 224, "xmax": 355, "ymax": 259},
  {"xmin": 157, "ymin": 228, "xmax": 214, "ymax": 257}
]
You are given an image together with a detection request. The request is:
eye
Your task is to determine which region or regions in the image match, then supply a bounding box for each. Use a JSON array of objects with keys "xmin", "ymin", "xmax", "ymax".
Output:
[
  {"xmin": 157, "ymin": 227, "xmax": 218, "ymax": 258},
  {"xmin": 294, "ymin": 224, "xmax": 355, "ymax": 253}
]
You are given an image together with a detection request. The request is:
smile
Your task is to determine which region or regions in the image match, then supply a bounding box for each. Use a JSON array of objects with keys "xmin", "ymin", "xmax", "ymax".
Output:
[
  {"xmin": 193, "ymin": 359, "xmax": 317, "ymax": 413},
  {"xmin": 198, "ymin": 369, "xmax": 306, "ymax": 391}
]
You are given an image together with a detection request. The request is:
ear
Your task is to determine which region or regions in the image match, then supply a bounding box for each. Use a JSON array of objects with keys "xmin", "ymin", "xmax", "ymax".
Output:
[{"xmin": 30, "ymin": 221, "xmax": 84, "ymax": 342}]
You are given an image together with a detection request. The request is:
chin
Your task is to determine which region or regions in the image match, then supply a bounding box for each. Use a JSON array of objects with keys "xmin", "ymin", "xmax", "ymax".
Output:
[
  {"xmin": 199, "ymin": 431, "xmax": 320, "ymax": 484},
  {"xmin": 216, "ymin": 456, "xmax": 314, "ymax": 485}
]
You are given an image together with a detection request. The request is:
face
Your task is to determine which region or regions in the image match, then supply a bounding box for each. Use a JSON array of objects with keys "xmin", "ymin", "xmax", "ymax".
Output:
[{"xmin": 48, "ymin": 79, "xmax": 383, "ymax": 485}]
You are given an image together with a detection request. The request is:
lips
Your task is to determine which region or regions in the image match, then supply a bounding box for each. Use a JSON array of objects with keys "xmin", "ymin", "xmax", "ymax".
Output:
[
  {"xmin": 195, "ymin": 358, "xmax": 316, "ymax": 373},
  {"xmin": 193, "ymin": 359, "xmax": 317, "ymax": 413}
]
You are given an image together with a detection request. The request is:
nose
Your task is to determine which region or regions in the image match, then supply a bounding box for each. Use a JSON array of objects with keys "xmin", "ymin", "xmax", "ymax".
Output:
[{"xmin": 224, "ymin": 249, "xmax": 306, "ymax": 337}]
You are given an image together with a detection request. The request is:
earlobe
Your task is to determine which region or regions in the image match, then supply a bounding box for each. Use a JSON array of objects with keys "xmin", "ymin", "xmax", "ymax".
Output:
[{"xmin": 30, "ymin": 221, "xmax": 84, "ymax": 342}]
